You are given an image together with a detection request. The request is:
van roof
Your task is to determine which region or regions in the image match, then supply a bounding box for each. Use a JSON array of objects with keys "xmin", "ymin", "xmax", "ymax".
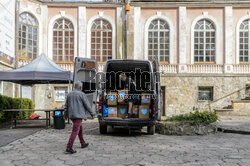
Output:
[{"xmin": 105, "ymin": 59, "xmax": 151, "ymax": 63}]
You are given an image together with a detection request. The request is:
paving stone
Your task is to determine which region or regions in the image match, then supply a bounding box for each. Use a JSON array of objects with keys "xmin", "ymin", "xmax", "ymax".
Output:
[{"xmin": 1, "ymin": 120, "xmax": 250, "ymax": 165}]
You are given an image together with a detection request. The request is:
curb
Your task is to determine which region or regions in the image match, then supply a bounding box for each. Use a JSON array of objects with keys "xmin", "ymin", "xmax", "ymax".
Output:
[{"xmin": 217, "ymin": 127, "xmax": 250, "ymax": 135}]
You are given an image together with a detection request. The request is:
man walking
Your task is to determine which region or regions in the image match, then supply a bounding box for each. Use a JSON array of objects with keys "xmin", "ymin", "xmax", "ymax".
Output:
[{"xmin": 64, "ymin": 81, "xmax": 95, "ymax": 154}]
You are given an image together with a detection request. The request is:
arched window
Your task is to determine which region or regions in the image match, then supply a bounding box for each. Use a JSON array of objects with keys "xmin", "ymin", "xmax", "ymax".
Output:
[
  {"xmin": 53, "ymin": 18, "xmax": 74, "ymax": 62},
  {"xmin": 239, "ymin": 19, "xmax": 250, "ymax": 62},
  {"xmin": 18, "ymin": 12, "xmax": 38, "ymax": 60},
  {"xmin": 194, "ymin": 19, "xmax": 215, "ymax": 62},
  {"xmin": 148, "ymin": 19, "xmax": 169, "ymax": 62},
  {"xmin": 91, "ymin": 19, "xmax": 112, "ymax": 62}
]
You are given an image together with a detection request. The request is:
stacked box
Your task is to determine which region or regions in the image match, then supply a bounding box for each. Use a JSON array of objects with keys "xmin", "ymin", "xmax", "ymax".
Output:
[
  {"xmin": 108, "ymin": 107, "xmax": 117, "ymax": 117},
  {"xmin": 107, "ymin": 92, "xmax": 117, "ymax": 106},
  {"xmin": 138, "ymin": 105, "xmax": 150, "ymax": 119},
  {"xmin": 118, "ymin": 90, "xmax": 127, "ymax": 104},
  {"xmin": 117, "ymin": 105, "xmax": 128, "ymax": 118},
  {"xmin": 141, "ymin": 93, "xmax": 151, "ymax": 105}
]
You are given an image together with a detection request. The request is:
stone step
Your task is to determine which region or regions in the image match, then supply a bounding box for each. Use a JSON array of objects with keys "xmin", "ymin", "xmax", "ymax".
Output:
[{"xmin": 215, "ymin": 109, "xmax": 250, "ymax": 116}]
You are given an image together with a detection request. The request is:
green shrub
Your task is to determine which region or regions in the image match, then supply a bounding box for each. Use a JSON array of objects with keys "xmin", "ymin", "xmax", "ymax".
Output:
[
  {"xmin": 165, "ymin": 111, "xmax": 218, "ymax": 125},
  {"xmin": 0, "ymin": 94, "xmax": 35, "ymax": 122}
]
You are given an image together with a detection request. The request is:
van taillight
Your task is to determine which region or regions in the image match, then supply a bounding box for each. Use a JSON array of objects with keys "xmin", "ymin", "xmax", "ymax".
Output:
[
  {"xmin": 98, "ymin": 96, "xmax": 102, "ymax": 113},
  {"xmin": 152, "ymin": 99, "xmax": 156, "ymax": 114}
]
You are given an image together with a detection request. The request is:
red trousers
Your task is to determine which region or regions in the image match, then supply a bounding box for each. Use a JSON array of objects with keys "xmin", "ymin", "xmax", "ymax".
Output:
[{"xmin": 67, "ymin": 119, "xmax": 85, "ymax": 149}]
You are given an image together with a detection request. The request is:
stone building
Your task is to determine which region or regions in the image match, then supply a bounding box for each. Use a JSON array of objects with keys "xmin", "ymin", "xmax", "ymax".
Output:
[
  {"xmin": 2, "ymin": 0, "xmax": 250, "ymax": 116},
  {"xmin": 0, "ymin": 0, "xmax": 16, "ymax": 98}
]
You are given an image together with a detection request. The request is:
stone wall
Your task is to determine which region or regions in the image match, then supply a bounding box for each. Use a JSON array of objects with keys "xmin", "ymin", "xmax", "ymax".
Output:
[
  {"xmin": 232, "ymin": 100, "xmax": 250, "ymax": 115},
  {"xmin": 160, "ymin": 74, "xmax": 250, "ymax": 116},
  {"xmin": 0, "ymin": 63, "xmax": 14, "ymax": 97},
  {"xmin": 33, "ymin": 84, "xmax": 71, "ymax": 117},
  {"xmin": 156, "ymin": 121, "xmax": 218, "ymax": 135}
]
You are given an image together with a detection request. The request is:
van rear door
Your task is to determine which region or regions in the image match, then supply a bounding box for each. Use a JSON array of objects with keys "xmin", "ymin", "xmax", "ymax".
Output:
[
  {"xmin": 73, "ymin": 58, "xmax": 98, "ymax": 116},
  {"xmin": 152, "ymin": 56, "xmax": 161, "ymax": 120}
]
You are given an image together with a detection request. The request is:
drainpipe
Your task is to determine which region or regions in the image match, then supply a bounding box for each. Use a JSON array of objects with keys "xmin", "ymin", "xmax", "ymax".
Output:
[
  {"xmin": 15, "ymin": 0, "xmax": 20, "ymax": 98},
  {"xmin": 123, "ymin": 0, "xmax": 130, "ymax": 59}
]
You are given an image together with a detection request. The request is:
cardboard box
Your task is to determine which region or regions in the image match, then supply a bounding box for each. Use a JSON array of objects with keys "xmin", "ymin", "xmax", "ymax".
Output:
[
  {"xmin": 118, "ymin": 90, "xmax": 127, "ymax": 103},
  {"xmin": 108, "ymin": 107, "xmax": 117, "ymax": 117},
  {"xmin": 141, "ymin": 93, "xmax": 151, "ymax": 105},
  {"xmin": 117, "ymin": 105, "xmax": 128, "ymax": 118},
  {"xmin": 107, "ymin": 92, "xmax": 117, "ymax": 106},
  {"xmin": 139, "ymin": 105, "xmax": 150, "ymax": 119}
]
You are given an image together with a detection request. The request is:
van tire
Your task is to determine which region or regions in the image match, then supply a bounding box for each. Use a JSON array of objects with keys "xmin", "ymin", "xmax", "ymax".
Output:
[
  {"xmin": 99, "ymin": 124, "xmax": 107, "ymax": 134},
  {"xmin": 147, "ymin": 125, "xmax": 155, "ymax": 135}
]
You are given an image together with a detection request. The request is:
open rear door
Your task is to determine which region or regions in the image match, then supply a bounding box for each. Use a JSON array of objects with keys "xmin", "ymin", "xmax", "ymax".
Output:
[
  {"xmin": 152, "ymin": 56, "xmax": 161, "ymax": 120},
  {"xmin": 73, "ymin": 58, "xmax": 98, "ymax": 117}
]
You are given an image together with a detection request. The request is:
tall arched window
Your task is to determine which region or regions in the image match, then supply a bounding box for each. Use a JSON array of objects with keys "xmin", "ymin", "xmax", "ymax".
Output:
[
  {"xmin": 91, "ymin": 19, "xmax": 112, "ymax": 62},
  {"xmin": 148, "ymin": 19, "xmax": 169, "ymax": 62},
  {"xmin": 53, "ymin": 18, "xmax": 74, "ymax": 62},
  {"xmin": 18, "ymin": 12, "xmax": 38, "ymax": 60},
  {"xmin": 239, "ymin": 19, "xmax": 250, "ymax": 62},
  {"xmin": 194, "ymin": 19, "xmax": 215, "ymax": 62}
]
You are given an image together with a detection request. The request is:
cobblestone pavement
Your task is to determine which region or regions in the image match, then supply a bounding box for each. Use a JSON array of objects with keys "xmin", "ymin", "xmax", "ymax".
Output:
[{"xmin": 1, "ymin": 119, "xmax": 250, "ymax": 166}]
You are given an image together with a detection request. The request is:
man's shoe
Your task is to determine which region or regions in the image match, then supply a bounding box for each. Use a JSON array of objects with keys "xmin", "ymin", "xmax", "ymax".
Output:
[
  {"xmin": 81, "ymin": 143, "xmax": 89, "ymax": 149},
  {"xmin": 66, "ymin": 148, "xmax": 77, "ymax": 154}
]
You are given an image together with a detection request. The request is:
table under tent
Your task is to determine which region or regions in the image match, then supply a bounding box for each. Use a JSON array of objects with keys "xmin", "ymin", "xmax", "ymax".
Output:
[{"xmin": 0, "ymin": 53, "xmax": 73, "ymax": 127}]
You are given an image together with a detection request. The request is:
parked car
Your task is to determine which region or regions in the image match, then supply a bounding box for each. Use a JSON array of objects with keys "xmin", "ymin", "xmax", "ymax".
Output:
[{"xmin": 73, "ymin": 57, "xmax": 161, "ymax": 135}]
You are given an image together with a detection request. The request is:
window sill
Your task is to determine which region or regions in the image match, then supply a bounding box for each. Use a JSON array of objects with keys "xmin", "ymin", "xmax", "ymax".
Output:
[
  {"xmin": 19, "ymin": 58, "xmax": 33, "ymax": 61},
  {"xmin": 159, "ymin": 62, "xmax": 169, "ymax": 64},
  {"xmin": 239, "ymin": 62, "xmax": 250, "ymax": 65},
  {"xmin": 194, "ymin": 62, "xmax": 216, "ymax": 64},
  {"xmin": 198, "ymin": 100, "xmax": 213, "ymax": 102},
  {"xmin": 55, "ymin": 62, "xmax": 73, "ymax": 64}
]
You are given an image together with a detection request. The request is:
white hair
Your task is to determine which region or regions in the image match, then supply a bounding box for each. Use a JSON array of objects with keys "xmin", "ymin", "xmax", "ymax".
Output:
[{"xmin": 74, "ymin": 81, "xmax": 82, "ymax": 90}]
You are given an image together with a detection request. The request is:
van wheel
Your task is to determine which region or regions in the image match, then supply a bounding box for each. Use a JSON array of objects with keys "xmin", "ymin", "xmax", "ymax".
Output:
[
  {"xmin": 99, "ymin": 124, "xmax": 107, "ymax": 134},
  {"xmin": 147, "ymin": 125, "xmax": 155, "ymax": 135}
]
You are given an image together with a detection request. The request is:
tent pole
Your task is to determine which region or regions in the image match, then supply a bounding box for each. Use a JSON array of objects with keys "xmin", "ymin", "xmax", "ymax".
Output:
[{"xmin": 20, "ymin": 85, "xmax": 23, "ymax": 121}]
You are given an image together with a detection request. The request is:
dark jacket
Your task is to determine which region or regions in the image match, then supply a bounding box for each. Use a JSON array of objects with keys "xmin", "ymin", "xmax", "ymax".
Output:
[
  {"xmin": 125, "ymin": 77, "xmax": 136, "ymax": 94},
  {"xmin": 64, "ymin": 90, "xmax": 94, "ymax": 119}
]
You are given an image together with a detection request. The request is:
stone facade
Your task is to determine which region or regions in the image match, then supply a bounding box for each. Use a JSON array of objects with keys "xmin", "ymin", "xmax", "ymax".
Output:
[
  {"xmin": 232, "ymin": 100, "xmax": 250, "ymax": 116},
  {"xmin": 161, "ymin": 74, "xmax": 250, "ymax": 116},
  {"xmin": 0, "ymin": 63, "xmax": 14, "ymax": 98}
]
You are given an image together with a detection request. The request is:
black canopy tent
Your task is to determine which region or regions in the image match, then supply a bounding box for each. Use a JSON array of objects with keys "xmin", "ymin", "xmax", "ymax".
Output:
[
  {"xmin": 0, "ymin": 53, "xmax": 73, "ymax": 85},
  {"xmin": 0, "ymin": 54, "xmax": 73, "ymax": 117}
]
